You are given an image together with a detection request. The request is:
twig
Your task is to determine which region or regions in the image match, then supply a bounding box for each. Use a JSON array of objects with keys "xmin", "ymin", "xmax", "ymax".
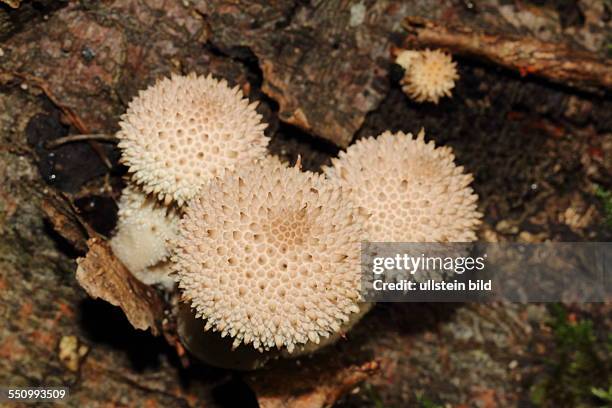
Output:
[
  {"xmin": 402, "ymin": 16, "xmax": 612, "ymax": 93},
  {"xmin": 45, "ymin": 134, "xmax": 117, "ymax": 149}
]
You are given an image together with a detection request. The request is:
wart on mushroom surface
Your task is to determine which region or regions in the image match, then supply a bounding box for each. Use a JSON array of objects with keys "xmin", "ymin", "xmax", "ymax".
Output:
[{"xmin": 173, "ymin": 159, "xmax": 367, "ymax": 354}]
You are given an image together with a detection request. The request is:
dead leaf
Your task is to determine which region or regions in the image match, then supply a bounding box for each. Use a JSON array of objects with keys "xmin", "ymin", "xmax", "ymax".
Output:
[{"xmin": 76, "ymin": 238, "xmax": 163, "ymax": 335}]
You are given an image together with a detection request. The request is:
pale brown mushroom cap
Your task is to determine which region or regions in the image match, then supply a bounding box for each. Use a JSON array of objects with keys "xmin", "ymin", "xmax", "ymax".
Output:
[
  {"xmin": 110, "ymin": 184, "xmax": 179, "ymax": 286},
  {"xmin": 395, "ymin": 50, "xmax": 420, "ymax": 71},
  {"xmin": 117, "ymin": 73, "xmax": 269, "ymax": 206},
  {"xmin": 173, "ymin": 159, "xmax": 365, "ymax": 353},
  {"xmin": 397, "ymin": 49, "xmax": 458, "ymax": 104},
  {"xmin": 325, "ymin": 130, "xmax": 481, "ymax": 242}
]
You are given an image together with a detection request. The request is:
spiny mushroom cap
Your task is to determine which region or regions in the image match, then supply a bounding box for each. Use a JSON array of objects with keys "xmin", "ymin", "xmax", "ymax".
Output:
[
  {"xmin": 394, "ymin": 50, "xmax": 420, "ymax": 71},
  {"xmin": 325, "ymin": 130, "xmax": 481, "ymax": 242},
  {"xmin": 110, "ymin": 184, "xmax": 180, "ymax": 280},
  {"xmin": 173, "ymin": 160, "xmax": 365, "ymax": 353},
  {"xmin": 398, "ymin": 49, "xmax": 458, "ymax": 104},
  {"xmin": 117, "ymin": 73, "xmax": 269, "ymax": 206}
]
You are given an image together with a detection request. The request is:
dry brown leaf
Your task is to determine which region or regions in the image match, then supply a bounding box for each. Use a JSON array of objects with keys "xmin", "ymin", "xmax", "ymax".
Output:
[{"xmin": 76, "ymin": 237, "xmax": 163, "ymax": 335}]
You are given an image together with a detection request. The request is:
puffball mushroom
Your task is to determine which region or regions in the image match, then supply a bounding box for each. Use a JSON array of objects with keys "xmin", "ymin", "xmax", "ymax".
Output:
[
  {"xmin": 394, "ymin": 49, "xmax": 420, "ymax": 72},
  {"xmin": 395, "ymin": 49, "xmax": 458, "ymax": 104},
  {"xmin": 173, "ymin": 159, "xmax": 366, "ymax": 355},
  {"xmin": 117, "ymin": 73, "xmax": 269, "ymax": 207},
  {"xmin": 110, "ymin": 184, "xmax": 179, "ymax": 287},
  {"xmin": 325, "ymin": 130, "xmax": 481, "ymax": 242}
]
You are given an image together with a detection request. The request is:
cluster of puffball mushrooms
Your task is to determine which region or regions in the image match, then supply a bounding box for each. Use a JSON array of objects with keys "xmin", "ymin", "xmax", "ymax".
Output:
[{"xmin": 103, "ymin": 60, "xmax": 479, "ymax": 368}]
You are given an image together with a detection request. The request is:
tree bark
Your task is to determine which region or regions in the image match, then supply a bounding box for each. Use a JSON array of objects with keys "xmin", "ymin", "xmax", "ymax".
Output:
[{"xmin": 0, "ymin": 0, "xmax": 610, "ymax": 407}]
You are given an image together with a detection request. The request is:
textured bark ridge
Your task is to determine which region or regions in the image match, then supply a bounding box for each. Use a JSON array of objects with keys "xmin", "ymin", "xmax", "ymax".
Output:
[
  {"xmin": 197, "ymin": 1, "xmax": 393, "ymax": 147},
  {"xmin": 0, "ymin": 0, "xmax": 610, "ymax": 407}
]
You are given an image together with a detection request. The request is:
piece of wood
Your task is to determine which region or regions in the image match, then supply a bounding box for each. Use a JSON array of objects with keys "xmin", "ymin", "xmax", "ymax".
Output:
[
  {"xmin": 75, "ymin": 238, "xmax": 164, "ymax": 335},
  {"xmin": 402, "ymin": 16, "xmax": 612, "ymax": 93}
]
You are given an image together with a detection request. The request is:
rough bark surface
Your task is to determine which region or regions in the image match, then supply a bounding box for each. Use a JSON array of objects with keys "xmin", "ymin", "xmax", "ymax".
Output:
[{"xmin": 0, "ymin": 0, "xmax": 610, "ymax": 407}]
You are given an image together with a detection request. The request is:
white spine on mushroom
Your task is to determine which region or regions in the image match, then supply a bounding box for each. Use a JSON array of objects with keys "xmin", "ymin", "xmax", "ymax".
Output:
[
  {"xmin": 116, "ymin": 73, "xmax": 269, "ymax": 207},
  {"xmin": 395, "ymin": 49, "xmax": 458, "ymax": 104},
  {"xmin": 325, "ymin": 130, "xmax": 481, "ymax": 243},
  {"xmin": 173, "ymin": 159, "xmax": 366, "ymax": 353},
  {"xmin": 110, "ymin": 184, "xmax": 179, "ymax": 288}
]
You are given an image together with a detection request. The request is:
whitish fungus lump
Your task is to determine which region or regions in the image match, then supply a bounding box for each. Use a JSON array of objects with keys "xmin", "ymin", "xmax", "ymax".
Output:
[
  {"xmin": 110, "ymin": 184, "xmax": 179, "ymax": 286},
  {"xmin": 173, "ymin": 159, "xmax": 366, "ymax": 353},
  {"xmin": 325, "ymin": 130, "xmax": 481, "ymax": 242},
  {"xmin": 395, "ymin": 49, "xmax": 458, "ymax": 104},
  {"xmin": 117, "ymin": 73, "xmax": 269, "ymax": 206}
]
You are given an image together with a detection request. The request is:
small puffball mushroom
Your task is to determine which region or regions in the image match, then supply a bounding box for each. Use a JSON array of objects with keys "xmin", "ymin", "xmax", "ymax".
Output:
[
  {"xmin": 395, "ymin": 49, "xmax": 458, "ymax": 104},
  {"xmin": 110, "ymin": 184, "xmax": 179, "ymax": 287},
  {"xmin": 325, "ymin": 130, "xmax": 481, "ymax": 242},
  {"xmin": 117, "ymin": 73, "xmax": 269, "ymax": 206},
  {"xmin": 394, "ymin": 50, "xmax": 420, "ymax": 71},
  {"xmin": 173, "ymin": 159, "xmax": 366, "ymax": 354}
]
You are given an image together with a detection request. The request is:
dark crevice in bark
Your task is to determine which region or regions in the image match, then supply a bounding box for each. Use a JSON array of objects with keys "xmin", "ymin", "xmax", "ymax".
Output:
[
  {"xmin": 204, "ymin": 39, "xmax": 341, "ymax": 170},
  {"xmin": 0, "ymin": 0, "xmax": 68, "ymax": 40}
]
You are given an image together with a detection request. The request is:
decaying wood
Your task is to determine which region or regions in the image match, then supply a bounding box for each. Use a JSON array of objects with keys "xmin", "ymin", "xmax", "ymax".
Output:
[
  {"xmin": 402, "ymin": 16, "xmax": 612, "ymax": 93},
  {"xmin": 40, "ymin": 192, "xmax": 89, "ymax": 254},
  {"xmin": 76, "ymin": 238, "xmax": 164, "ymax": 335},
  {"xmin": 248, "ymin": 360, "xmax": 380, "ymax": 408},
  {"xmin": 1, "ymin": 0, "xmax": 610, "ymax": 406},
  {"xmin": 198, "ymin": 0, "xmax": 393, "ymax": 148}
]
